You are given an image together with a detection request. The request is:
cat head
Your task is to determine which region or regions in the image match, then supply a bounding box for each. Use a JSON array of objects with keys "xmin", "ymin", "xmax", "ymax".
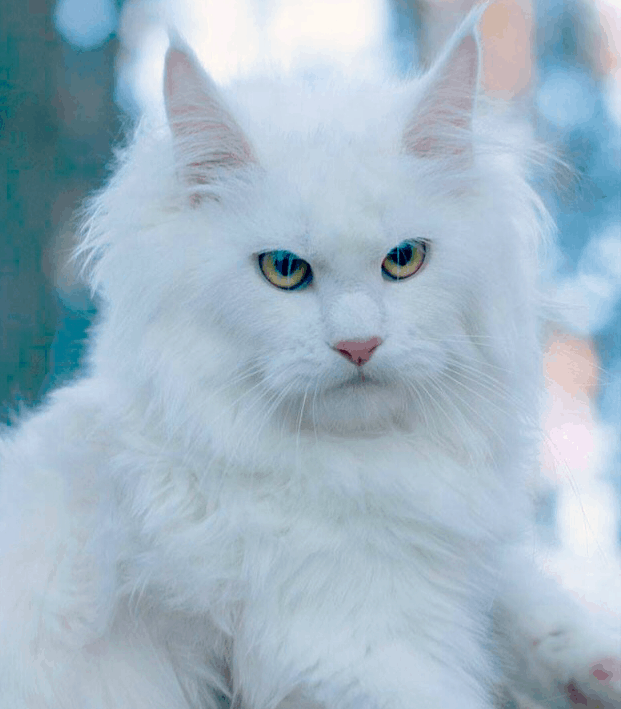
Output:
[{"xmin": 82, "ymin": 11, "xmax": 550, "ymax": 454}]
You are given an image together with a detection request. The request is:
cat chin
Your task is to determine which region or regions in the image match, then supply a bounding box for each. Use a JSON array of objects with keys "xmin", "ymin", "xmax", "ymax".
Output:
[{"xmin": 288, "ymin": 380, "xmax": 413, "ymax": 435}]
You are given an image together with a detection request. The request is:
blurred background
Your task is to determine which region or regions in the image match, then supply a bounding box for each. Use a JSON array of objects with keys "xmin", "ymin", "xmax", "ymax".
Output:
[{"xmin": 1, "ymin": 0, "xmax": 619, "ymax": 618}]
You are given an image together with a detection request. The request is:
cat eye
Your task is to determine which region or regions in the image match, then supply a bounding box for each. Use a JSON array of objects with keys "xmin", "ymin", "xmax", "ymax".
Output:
[
  {"xmin": 258, "ymin": 250, "xmax": 312, "ymax": 290},
  {"xmin": 382, "ymin": 240, "xmax": 427, "ymax": 281}
]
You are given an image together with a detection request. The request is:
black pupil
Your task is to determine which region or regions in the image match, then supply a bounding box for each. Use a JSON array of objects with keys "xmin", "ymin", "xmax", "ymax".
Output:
[
  {"xmin": 275, "ymin": 252, "xmax": 299, "ymax": 277},
  {"xmin": 391, "ymin": 243, "xmax": 413, "ymax": 267}
]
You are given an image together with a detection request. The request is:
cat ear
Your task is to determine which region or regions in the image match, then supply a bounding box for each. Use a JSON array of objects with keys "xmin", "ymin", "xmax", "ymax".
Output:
[
  {"xmin": 403, "ymin": 17, "xmax": 481, "ymax": 160},
  {"xmin": 163, "ymin": 40, "xmax": 256, "ymax": 189}
]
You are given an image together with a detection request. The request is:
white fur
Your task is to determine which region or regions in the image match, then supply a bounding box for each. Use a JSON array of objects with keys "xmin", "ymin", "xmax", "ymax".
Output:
[{"xmin": 0, "ymin": 13, "xmax": 617, "ymax": 709}]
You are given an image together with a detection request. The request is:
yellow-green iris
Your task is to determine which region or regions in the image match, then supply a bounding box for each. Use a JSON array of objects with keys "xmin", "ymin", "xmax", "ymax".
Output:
[
  {"xmin": 258, "ymin": 240, "xmax": 427, "ymax": 290},
  {"xmin": 258, "ymin": 250, "xmax": 312, "ymax": 290},
  {"xmin": 382, "ymin": 240, "xmax": 427, "ymax": 281}
]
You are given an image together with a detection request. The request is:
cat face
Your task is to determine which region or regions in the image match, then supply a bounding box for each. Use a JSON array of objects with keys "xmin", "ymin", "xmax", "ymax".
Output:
[
  {"xmin": 197, "ymin": 155, "xmax": 477, "ymax": 434},
  {"xmin": 86, "ymin": 18, "xmax": 543, "ymax": 445}
]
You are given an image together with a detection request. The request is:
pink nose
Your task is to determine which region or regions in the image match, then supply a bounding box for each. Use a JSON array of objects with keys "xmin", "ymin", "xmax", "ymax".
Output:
[{"xmin": 334, "ymin": 337, "xmax": 382, "ymax": 366}]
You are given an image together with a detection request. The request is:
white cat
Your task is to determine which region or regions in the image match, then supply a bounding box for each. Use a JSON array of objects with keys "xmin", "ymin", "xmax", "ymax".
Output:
[{"xmin": 0, "ymin": 10, "xmax": 618, "ymax": 709}]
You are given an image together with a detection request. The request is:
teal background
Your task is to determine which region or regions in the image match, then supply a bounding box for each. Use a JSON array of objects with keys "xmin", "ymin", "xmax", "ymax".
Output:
[{"xmin": 1, "ymin": 0, "xmax": 118, "ymax": 420}]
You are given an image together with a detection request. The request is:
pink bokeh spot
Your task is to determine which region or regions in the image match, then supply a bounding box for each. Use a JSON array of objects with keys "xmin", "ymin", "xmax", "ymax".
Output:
[
  {"xmin": 591, "ymin": 657, "xmax": 619, "ymax": 684},
  {"xmin": 593, "ymin": 668, "xmax": 610, "ymax": 681}
]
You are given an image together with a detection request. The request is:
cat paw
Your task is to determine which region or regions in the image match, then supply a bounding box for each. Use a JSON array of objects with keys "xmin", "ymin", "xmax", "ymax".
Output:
[
  {"xmin": 565, "ymin": 657, "xmax": 621, "ymax": 707},
  {"xmin": 530, "ymin": 625, "xmax": 621, "ymax": 707}
]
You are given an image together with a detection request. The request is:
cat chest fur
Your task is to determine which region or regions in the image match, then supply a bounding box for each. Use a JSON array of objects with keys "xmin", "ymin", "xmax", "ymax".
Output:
[{"xmin": 106, "ymin": 415, "xmax": 514, "ymax": 621}]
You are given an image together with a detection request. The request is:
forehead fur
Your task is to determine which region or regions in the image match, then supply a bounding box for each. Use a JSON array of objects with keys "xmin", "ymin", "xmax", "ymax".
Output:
[{"xmin": 220, "ymin": 74, "xmax": 412, "ymax": 161}]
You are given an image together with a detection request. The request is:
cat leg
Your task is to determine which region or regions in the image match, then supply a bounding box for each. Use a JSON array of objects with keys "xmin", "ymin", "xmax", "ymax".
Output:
[
  {"xmin": 494, "ymin": 553, "xmax": 621, "ymax": 708},
  {"xmin": 0, "ymin": 603, "xmax": 224, "ymax": 709}
]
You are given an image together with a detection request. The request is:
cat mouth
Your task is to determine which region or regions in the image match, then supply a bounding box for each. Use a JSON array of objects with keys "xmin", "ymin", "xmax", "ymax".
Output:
[{"xmin": 341, "ymin": 370, "xmax": 376, "ymax": 388}]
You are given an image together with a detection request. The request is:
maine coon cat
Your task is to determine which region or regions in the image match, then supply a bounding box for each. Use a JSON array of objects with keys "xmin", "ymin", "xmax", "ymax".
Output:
[{"xmin": 0, "ymin": 10, "xmax": 619, "ymax": 709}]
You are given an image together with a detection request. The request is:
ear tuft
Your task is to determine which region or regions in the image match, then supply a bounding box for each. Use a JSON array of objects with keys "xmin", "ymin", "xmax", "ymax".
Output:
[
  {"xmin": 163, "ymin": 41, "xmax": 256, "ymax": 188},
  {"xmin": 403, "ymin": 23, "xmax": 481, "ymax": 160}
]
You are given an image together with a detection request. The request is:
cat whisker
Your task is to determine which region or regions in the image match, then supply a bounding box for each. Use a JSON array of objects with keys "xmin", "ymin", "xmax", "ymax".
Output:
[
  {"xmin": 444, "ymin": 362, "xmax": 530, "ymax": 417},
  {"xmin": 440, "ymin": 367, "xmax": 519, "ymax": 425},
  {"xmin": 172, "ymin": 365, "xmax": 302, "ymax": 488},
  {"xmin": 423, "ymin": 333, "xmax": 509, "ymax": 348},
  {"xmin": 398, "ymin": 377, "xmax": 436, "ymax": 440},
  {"xmin": 243, "ymin": 385, "xmax": 302, "ymax": 475},
  {"xmin": 310, "ymin": 376, "xmax": 321, "ymax": 446},
  {"xmin": 228, "ymin": 376, "xmax": 300, "ymax": 468},
  {"xmin": 139, "ymin": 363, "xmax": 271, "ymax": 472},
  {"xmin": 293, "ymin": 384, "xmax": 311, "ymax": 478},
  {"xmin": 206, "ymin": 369, "xmax": 286, "ymax": 429},
  {"xmin": 537, "ymin": 429, "xmax": 611, "ymax": 562},
  {"xmin": 446, "ymin": 357, "xmax": 512, "ymax": 387},
  {"xmin": 411, "ymin": 377, "xmax": 465, "ymax": 445},
  {"xmin": 421, "ymin": 336, "xmax": 516, "ymax": 373},
  {"xmin": 423, "ymin": 375, "xmax": 497, "ymax": 466}
]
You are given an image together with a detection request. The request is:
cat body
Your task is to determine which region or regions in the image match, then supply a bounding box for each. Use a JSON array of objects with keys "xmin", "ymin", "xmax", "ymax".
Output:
[{"xmin": 0, "ymin": 11, "xmax": 618, "ymax": 709}]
